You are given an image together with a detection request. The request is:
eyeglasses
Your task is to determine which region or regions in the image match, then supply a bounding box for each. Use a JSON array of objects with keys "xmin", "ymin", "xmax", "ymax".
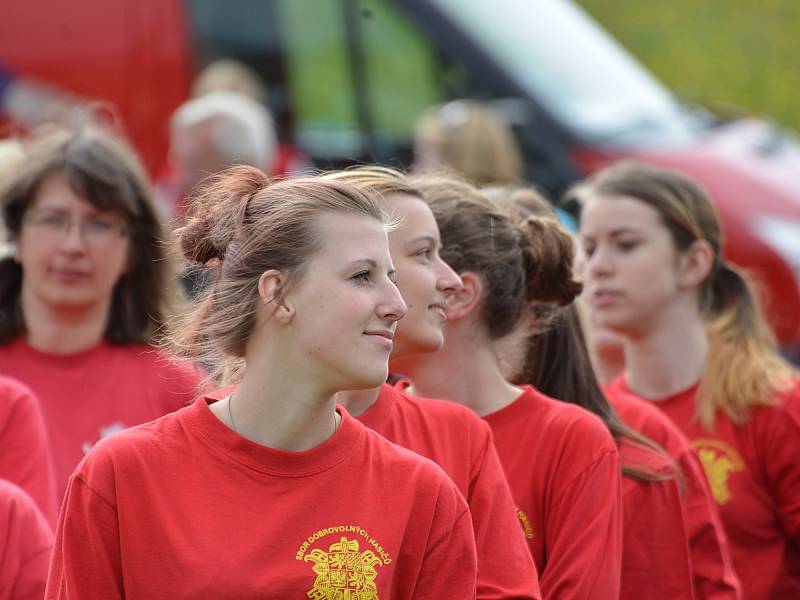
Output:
[{"xmin": 23, "ymin": 210, "xmax": 128, "ymax": 245}]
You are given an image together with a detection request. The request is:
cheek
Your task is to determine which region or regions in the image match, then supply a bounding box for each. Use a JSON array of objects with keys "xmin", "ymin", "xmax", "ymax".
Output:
[
  {"xmin": 395, "ymin": 275, "xmax": 420, "ymax": 310},
  {"xmin": 96, "ymin": 245, "xmax": 131, "ymax": 283},
  {"xmin": 16, "ymin": 239, "xmax": 52, "ymax": 274}
]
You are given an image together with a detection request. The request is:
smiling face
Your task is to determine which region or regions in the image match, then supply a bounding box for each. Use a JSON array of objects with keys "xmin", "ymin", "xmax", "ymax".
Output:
[
  {"xmin": 16, "ymin": 173, "xmax": 130, "ymax": 316},
  {"xmin": 579, "ymin": 193, "xmax": 687, "ymax": 336},
  {"xmin": 384, "ymin": 193, "xmax": 462, "ymax": 358},
  {"xmin": 284, "ymin": 211, "xmax": 407, "ymax": 390}
]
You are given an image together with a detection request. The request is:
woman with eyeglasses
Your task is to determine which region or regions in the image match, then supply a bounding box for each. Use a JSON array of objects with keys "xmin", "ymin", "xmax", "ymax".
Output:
[{"xmin": 0, "ymin": 127, "xmax": 205, "ymax": 500}]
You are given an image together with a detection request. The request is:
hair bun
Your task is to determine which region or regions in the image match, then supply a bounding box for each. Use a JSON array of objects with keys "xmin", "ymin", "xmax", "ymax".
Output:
[
  {"xmin": 177, "ymin": 165, "xmax": 270, "ymax": 265},
  {"xmin": 520, "ymin": 215, "xmax": 583, "ymax": 306}
]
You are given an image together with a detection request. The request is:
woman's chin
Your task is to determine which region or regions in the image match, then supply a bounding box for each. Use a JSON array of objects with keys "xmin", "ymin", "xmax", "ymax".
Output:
[{"xmin": 343, "ymin": 368, "xmax": 389, "ymax": 392}]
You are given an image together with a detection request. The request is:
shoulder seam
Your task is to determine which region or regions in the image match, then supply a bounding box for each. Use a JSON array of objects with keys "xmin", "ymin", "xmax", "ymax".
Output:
[
  {"xmin": 423, "ymin": 506, "xmax": 472, "ymax": 559},
  {"xmin": 73, "ymin": 473, "xmax": 118, "ymax": 511},
  {"xmin": 550, "ymin": 447, "xmax": 618, "ymax": 509}
]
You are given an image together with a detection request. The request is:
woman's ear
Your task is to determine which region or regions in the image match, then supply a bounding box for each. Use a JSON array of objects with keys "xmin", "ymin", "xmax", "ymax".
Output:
[
  {"xmin": 678, "ymin": 239, "xmax": 714, "ymax": 289},
  {"xmin": 445, "ymin": 271, "xmax": 483, "ymax": 321},
  {"xmin": 258, "ymin": 269, "xmax": 293, "ymax": 323}
]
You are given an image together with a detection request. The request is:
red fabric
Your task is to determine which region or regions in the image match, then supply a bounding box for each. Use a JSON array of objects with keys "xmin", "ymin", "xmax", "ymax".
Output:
[
  {"xmin": 46, "ymin": 397, "xmax": 478, "ymax": 599},
  {"xmin": 607, "ymin": 387, "xmax": 742, "ymax": 598},
  {"xmin": 618, "ymin": 440, "xmax": 695, "ymax": 599},
  {"xmin": 0, "ymin": 375, "xmax": 58, "ymax": 529},
  {"xmin": 0, "ymin": 337, "xmax": 206, "ymax": 501},
  {"xmin": 358, "ymin": 383, "xmax": 541, "ymax": 600},
  {"xmin": 0, "ymin": 478, "xmax": 53, "ymax": 600},
  {"xmin": 610, "ymin": 375, "xmax": 800, "ymax": 599},
  {"xmin": 483, "ymin": 386, "xmax": 623, "ymax": 599},
  {"xmin": 272, "ymin": 143, "xmax": 312, "ymax": 178}
]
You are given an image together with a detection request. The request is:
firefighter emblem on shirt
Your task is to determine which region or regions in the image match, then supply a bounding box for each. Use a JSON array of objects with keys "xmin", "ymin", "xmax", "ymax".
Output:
[
  {"xmin": 297, "ymin": 525, "xmax": 391, "ymax": 600},
  {"xmin": 691, "ymin": 438, "xmax": 745, "ymax": 505},
  {"xmin": 304, "ymin": 537, "xmax": 381, "ymax": 599}
]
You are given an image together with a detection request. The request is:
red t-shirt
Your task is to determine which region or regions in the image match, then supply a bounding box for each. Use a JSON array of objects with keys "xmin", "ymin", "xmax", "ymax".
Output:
[
  {"xmin": 46, "ymin": 397, "xmax": 478, "ymax": 599},
  {"xmin": 607, "ymin": 387, "xmax": 742, "ymax": 598},
  {"xmin": 358, "ymin": 383, "xmax": 541, "ymax": 600},
  {"xmin": 483, "ymin": 385, "xmax": 623, "ymax": 599},
  {"xmin": 610, "ymin": 375, "xmax": 800, "ymax": 599},
  {"xmin": 0, "ymin": 375, "xmax": 58, "ymax": 529},
  {"xmin": 618, "ymin": 440, "xmax": 695, "ymax": 599},
  {"xmin": 0, "ymin": 478, "xmax": 53, "ymax": 600},
  {"xmin": 0, "ymin": 337, "xmax": 206, "ymax": 500}
]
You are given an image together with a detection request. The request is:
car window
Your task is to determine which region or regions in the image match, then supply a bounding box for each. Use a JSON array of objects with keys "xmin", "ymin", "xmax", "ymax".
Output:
[{"xmin": 428, "ymin": 0, "xmax": 705, "ymax": 144}]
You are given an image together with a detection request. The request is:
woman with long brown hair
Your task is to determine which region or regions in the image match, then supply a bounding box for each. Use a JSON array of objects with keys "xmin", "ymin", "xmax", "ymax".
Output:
[
  {"xmin": 395, "ymin": 175, "xmax": 624, "ymax": 599},
  {"xmin": 0, "ymin": 127, "xmax": 204, "ymax": 499},
  {"xmin": 488, "ymin": 184, "xmax": 741, "ymax": 599},
  {"xmin": 577, "ymin": 161, "xmax": 800, "ymax": 599}
]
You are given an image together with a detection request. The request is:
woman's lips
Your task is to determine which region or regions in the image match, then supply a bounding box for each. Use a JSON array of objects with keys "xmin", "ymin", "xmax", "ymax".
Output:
[
  {"xmin": 52, "ymin": 268, "xmax": 90, "ymax": 282},
  {"xmin": 592, "ymin": 290, "xmax": 622, "ymax": 308},
  {"xmin": 364, "ymin": 329, "xmax": 395, "ymax": 350}
]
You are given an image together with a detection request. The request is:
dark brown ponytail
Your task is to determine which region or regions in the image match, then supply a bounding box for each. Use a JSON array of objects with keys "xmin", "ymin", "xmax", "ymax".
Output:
[{"xmin": 412, "ymin": 175, "xmax": 579, "ymax": 340}]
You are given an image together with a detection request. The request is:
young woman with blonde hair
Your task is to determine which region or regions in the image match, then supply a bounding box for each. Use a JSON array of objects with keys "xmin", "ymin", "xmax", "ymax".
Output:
[
  {"xmin": 47, "ymin": 167, "xmax": 478, "ymax": 598},
  {"xmin": 577, "ymin": 161, "xmax": 800, "ymax": 598},
  {"xmin": 487, "ymin": 184, "xmax": 741, "ymax": 599},
  {"xmin": 322, "ymin": 166, "xmax": 542, "ymax": 600}
]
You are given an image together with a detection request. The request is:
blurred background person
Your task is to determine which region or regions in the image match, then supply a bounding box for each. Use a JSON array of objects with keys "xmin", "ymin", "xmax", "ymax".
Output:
[
  {"xmin": 0, "ymin": 127, "xmax": 205, "ymax": 502},
  {"xmin": 487, "ymin": 184, "xmax": 741, "ymax": 599},
  {"xmin": 0, "ymin": 478, "xmax": 52, "ymax": 599},
  {"xmin": 159, "ymin": 90, "xmax": 278, "ymax": 225},
  {"xmin": 413, "ymin": 99, "xmax": 523, "ymax": 187},
  {"xmin": 190, "ymin": 59, "xmax": 310, "ymax": 179},
  {"xmin": 0, "ymin": 139, "xmax": 25, "ymax": 259},
  {"xmin": 163, "ymin": 90, "xmax": 279, "ymax": 296},
  {"xmin": 191, "ymin": 58, "xmax": 268, "ymax": 105},
  {"xmin": 0, "ymin": 374, "xmax": 57, "ymax": 529},
  {"xmin": 577, "ymin": 161, "xmax": 800, "ymax": 599},
  {"xmin": 414, "ymin": 99, "xmax": 577, "ymax": 232}
]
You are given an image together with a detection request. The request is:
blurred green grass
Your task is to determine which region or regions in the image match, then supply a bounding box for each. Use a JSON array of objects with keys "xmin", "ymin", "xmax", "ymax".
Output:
[{"xmin": 576, "ymin": 0, "xmax": 800, "ymax": 132}]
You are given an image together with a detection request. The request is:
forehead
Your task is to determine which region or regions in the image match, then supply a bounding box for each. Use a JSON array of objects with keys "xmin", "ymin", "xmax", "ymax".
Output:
[
  {"xmin": 30, "ymin": 173, "xmax": 92, "ymax": 211},
  {"xmin": 309, "ymin": 212, "xmax": 391, "ymax": 265},
  {"xmin": 383, "ymin": 193, "xmax": 439, "ymax": 242},
  {"xmin": 580, "ymin": 193, "xmax": 664, "ymax": 236},
  {"xmin": 30, "ymin": 172, "xmax": 120, "ymax": 214}
]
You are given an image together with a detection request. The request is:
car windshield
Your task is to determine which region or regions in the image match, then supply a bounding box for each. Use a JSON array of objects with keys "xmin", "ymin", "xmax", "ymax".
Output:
[{"xmin": 428, "ymin": 0, "xmax": 708, "ymax": 145}]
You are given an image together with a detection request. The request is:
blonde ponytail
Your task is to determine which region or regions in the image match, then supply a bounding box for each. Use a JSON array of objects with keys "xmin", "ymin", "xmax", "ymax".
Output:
[{"xmin": 698, "ymin": 264, "xmax": 796, "ymax": 428}]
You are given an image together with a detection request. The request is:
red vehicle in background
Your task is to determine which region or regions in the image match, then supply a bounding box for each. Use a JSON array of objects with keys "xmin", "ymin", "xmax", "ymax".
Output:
[{"xmin": 2, "ymin": 0, "xmax": 799, "ymax": 356}]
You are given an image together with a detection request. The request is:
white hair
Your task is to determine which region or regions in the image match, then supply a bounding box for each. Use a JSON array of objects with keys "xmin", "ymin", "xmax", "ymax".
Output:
[{"xmin": 171, "ymin": 91, "xmax": 277, "ymax": 170}]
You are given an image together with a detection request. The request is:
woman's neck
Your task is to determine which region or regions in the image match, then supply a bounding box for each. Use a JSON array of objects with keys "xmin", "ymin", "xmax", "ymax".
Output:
[
  {"xmin": 213, "ymin": 338, "xmax": 343, "ymax": 452},
  {"xmin": 335, "ymin": 387, "xmax": 380, "ymax": 417},
  {"xmin": 623, "ymin": 303, "xmax": 708, "ymax": 400},
  {"xmin": 22, "ymin": 289, "xmax": 110, "ymax": 354},
  {"xmin": 230, "ymin": 374, "xmax": 339, "ymax": 452},
  {"xmin": 394, "ymin": 323, "xmax": 522, "ymax": 417}
]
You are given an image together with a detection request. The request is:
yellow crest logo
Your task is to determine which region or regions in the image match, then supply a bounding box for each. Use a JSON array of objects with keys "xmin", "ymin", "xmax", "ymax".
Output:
[
  {"xmin": 515, "ymin": 506, "xmax": 535, "ymax": 539},
  {"xmin": 297, "ymin": 526, "xmax": 391, "ymax": 600},
  {"xmin": 692, "ymin": 438, "xmax": 745, "ymax": 505}
]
